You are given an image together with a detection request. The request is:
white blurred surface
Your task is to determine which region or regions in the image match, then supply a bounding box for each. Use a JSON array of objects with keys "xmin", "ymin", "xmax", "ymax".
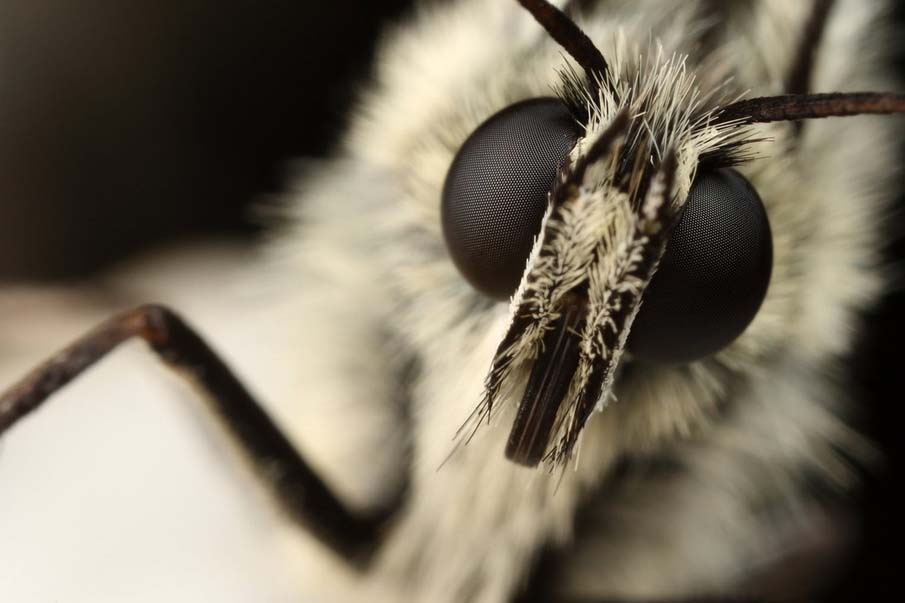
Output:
[{"xmin": 0, "ymin": 244, "xmax": 323, "ymax": 602}]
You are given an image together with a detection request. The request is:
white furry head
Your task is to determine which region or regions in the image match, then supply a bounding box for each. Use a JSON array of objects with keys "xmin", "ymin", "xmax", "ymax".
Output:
[{"xmin": 278, "ymin": 0, "xmax": 902, "ymax": 600}]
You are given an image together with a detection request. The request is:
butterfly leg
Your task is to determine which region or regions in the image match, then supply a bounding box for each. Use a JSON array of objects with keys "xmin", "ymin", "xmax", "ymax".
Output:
[{"xmin": 0, "ymin": 303, "xmax": 398, "ymax": 566}]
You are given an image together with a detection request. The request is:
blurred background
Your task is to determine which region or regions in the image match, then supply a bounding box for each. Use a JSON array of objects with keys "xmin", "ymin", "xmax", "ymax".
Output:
[
  {"xmin": 0, "ymin": 0, "xmax": 410, "ymax": 277},
  {"xmin": 0, "ymin": 1, "xmax": 902, "ymax": 599}
]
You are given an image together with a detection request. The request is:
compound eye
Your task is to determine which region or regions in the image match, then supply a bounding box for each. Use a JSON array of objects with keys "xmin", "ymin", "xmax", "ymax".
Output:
[
  {"xmin": 629, "ymin": 169, "xmax": 773, "ymax": 364},
  {"xmin": 442, "ymin": 98, "xmax": 581, "ymax": 301}
]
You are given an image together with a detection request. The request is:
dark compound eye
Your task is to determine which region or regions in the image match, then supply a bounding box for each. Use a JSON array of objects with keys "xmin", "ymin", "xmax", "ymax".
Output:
[
  {"xmin": 629, "ymin": 169, "xmax": 773, "ymax": 364},
  {"xmin": 442, "ymin": 98, "xmax": 581, "ymax": 300}
]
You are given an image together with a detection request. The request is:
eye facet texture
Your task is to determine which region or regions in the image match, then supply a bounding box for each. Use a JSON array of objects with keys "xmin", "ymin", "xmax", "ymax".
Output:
[
  {"xmin": 442, "ymin": 98, "xmax": 580, "ymax": 300},
  {"xmin": 629, "ymin": 169, "xmax": 773, "ymax": 364}
]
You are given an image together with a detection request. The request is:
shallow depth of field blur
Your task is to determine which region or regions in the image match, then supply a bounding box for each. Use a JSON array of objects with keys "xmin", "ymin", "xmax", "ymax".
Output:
[{"xmin": 0, "ymin": 2, "xmax": 902, "ymax": 600}]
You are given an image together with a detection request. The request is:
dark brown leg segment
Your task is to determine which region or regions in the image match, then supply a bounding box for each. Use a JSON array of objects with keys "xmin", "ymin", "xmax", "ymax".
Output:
[{"xmin": 0, "ymin": 304, "xmax": 397, "ymax": 566}]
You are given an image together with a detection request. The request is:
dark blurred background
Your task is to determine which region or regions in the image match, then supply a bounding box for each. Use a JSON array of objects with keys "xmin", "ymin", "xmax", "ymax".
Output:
[
  {"xmin": 0, "ymin": 1, "xmax": 901, "ymax": 598},
  {"xmin": 0, "ymin": 0, "xmax": 410, "ymax": 277}
]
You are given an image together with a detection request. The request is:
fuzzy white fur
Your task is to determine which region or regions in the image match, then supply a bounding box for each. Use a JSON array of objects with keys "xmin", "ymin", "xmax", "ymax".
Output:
[{"xmin": 264, "ymin": 0, "xmax": 901, "ymax": 600}]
